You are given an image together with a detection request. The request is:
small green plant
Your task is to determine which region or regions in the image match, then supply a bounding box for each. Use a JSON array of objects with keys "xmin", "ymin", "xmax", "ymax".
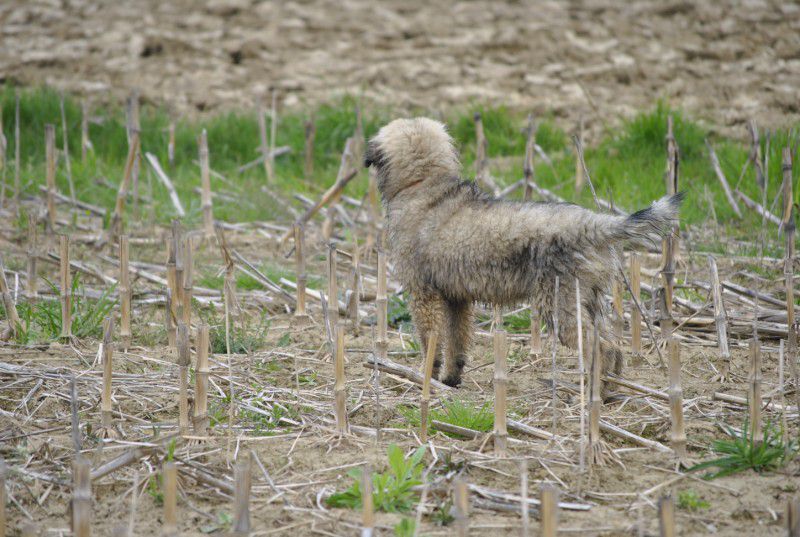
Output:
[
  {"xmin": 255, "ymin": 359, "xmax": 282, "ymax": 374},
  {"xmin": 398, "ymin": 398, "xmax": 493, "ymax": 437},
  {"xmin": 276, "ymin": 332, "xmax": 291, "ymax": 347},
  {"xmin": 327, "ymin": 444, "xmax": 426, "ymax": 513},
  {"xmin": 689, "ymin": 422, "xmax": 797, "ymax": 480},
  {"xmin": 677, "ymin": 490, "xmax": 709, "ymax": 511},
  {"xmin": 239, "ymin": 402, "xmax": 298, "ymax": 436},
  {"xmin": 208, "ymin": 394, "xmax": 231, "ymax": 427},
  {"xmin": 388, "ymin": 294, "xmax": 412, "ymax": 328},
  {"xmin": 430, "ymin": 499, "xmax": 455, "ymax": 526},
  {"xmin": 216, "ymin": 512, "xmax": 233, "ymax": 531},
  {"xmin": 200, "ymin": 307, "xmax": 268, "ymax": 354},
  {"xmin": 165, "ymin": 439, "xmax": 177, "ymax": 462},
  {"xmin": 147, "ymin": 474, "xmax": 164, "ymax": 506},
  {"xmin": 405, "ymin": 335, "xmax": 420, "ymax": 353},
  {"xmin": 394, "ymin": 518, "xmax": 416, "ymax": 537},
  {"xmin": 436, "ymin": 451, "xmax": 466, "ymax": 475},
  {"xmin": 199, "ymin": 511, "xmax": 233, "ymax": 534},
  {"xmin": 298, "ymin": 371, "xmax": 317, "ymax": 386},
  {"xmin": 238, "ymin": 408, "xmax": 277, "ymax": 437},
  {"xmin": 507, "ymin": 346, "xmax": 528, "ymax": 365}
]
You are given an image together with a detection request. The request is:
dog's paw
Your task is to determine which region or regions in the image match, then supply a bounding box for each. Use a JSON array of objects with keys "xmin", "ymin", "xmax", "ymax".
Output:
[{"xmin": 441, "ymin": 374, "xmax": 462, "ymax": 388}]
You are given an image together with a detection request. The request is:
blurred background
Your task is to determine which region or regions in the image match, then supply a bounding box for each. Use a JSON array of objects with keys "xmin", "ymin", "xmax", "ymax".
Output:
[{"xmin": 2, "ymin": 0, "xmax": 798, "ymax": 136}]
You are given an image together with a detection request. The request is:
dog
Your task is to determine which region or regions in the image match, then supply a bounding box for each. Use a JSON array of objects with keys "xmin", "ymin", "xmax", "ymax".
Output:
[{"xmin": 365, "ymin": 117, "xmax": 682, "ymax": 387}]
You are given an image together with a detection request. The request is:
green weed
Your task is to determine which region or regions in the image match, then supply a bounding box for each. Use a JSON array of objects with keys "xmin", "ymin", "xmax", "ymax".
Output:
[
  {"xmin": 502, "ymin": 310, "xmax": 532, "ymax": 332},
  {"xmin": 677, "ymin": 490, "xmax": 710, "ymax": 511},
  {"xmin": 276, "ymin": 332, "xmax": 291, "ymax": 347},
  {"xmin": 435, "ymin": 398, "xmax": 494, "ymax": 434},
  {"xmin": 298, "ymin": 371, "xmax": 317, "ymax": 386},
  {"xmin": 327, "ymin": 444, "xmax": 426, "ymax": 513},
  {"xmin": 394, "ymin": 518, "xmax": 416, "ymax": 537},
  {"xmin": 430, "ymin": 499, "xmax": 456, "ymax": 526},
  {"xmin": 147, "ymin": 474, "xmax": 164, "ymax": 506},
  {"xmin": 209, "ymin": 394, "xmax": 231, "ymax": 427},
  {"xmin": 240, "ymin": 401, "xmax": 299, "ymax": 435}
]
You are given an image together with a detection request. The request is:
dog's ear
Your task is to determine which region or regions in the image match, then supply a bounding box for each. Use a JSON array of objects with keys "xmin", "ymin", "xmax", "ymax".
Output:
[{"xmin": 364, "ymin": 140, "xmax": 383, "ymax": 169}]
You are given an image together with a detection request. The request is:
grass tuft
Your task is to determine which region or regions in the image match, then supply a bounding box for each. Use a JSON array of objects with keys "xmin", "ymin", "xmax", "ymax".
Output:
[
  {"xmin": 394, "ymin": 518, "xmax": 416, "ymax": 537},
  {"xmin": 9, "ymin": 275, "xmax": 117, "ymax": 344},
  {"xmin": 198, "ymin": 306, "xmax": 268, "ymax": 354},
  {"xmin": 689, "ymin": 422, "xmax": 797, "ymax": 480},
  {"xmin": 399, "ymin": 397, "xmax": 494, "ymax": 437}
]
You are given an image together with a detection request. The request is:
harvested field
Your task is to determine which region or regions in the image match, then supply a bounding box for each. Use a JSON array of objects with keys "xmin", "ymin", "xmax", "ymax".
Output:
[{"xmin": 0, "ymin": 2, "xmax": 799, "ymax": 536}]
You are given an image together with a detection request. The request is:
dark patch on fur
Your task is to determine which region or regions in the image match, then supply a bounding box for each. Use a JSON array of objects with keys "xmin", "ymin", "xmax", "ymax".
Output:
[
  {"xmin": 627, "ymin": 205, "xmax": 653, "ymax": 223},
  {"xmin": 364, "ymin": 141, "xmax": 387, "ymax": 169},
  {"xmin": 425, "ymin": 178, "xmax": 486, "ymax": 209},
  {"xmin": 628, "ymin": 192, "xmax": 685, "ymax": 223}
]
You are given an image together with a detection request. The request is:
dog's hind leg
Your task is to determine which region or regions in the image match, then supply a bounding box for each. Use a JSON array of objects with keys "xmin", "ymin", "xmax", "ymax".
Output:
[
  {"xmin": 408, "ymin": 290, "xmax": 446, "ymax": 380},
  {"xmin": 442, "ymin": 299, "xmax": 472, "ymax": 387},
  {"xmin": 557, "ymin": 283, "xmax": 623, "ymax": 394}
]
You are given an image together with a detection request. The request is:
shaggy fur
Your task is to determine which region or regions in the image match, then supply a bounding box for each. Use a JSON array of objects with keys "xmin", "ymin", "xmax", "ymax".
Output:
[{"xmin": 365, "ymin": 117, "xmax": 682, "ymax": 387}]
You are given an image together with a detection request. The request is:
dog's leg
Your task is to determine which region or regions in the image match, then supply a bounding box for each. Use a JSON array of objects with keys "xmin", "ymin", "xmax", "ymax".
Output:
[
  {"xmin": 583, "ymin": 286, "xmax": 623, "ymax": 398},
  {"xmin": 559, "ymin": 284, "xmax": 622, "ymax": 398},
  {"xmin": 408, "ymin": 290, "xmax": 446, "ymax": 379},
  {"xmin": 442, "ymin": 299, "xmax": 472, "ymax": 387}
]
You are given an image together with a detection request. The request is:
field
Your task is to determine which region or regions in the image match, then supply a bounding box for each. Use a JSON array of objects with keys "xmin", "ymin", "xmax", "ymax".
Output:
[{"xmin": 0, "ymin": 83, "xmax": 798, "ymax": 537}]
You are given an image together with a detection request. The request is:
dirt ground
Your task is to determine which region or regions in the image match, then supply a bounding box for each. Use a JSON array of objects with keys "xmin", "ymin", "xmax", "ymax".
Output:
[
  {"xmin": 0, "ymin": 202, "xmax": 798, "ymax": 536},
  {"xmin": 2, "ymin": 0, "xmax": 799, "ymax": 136}
]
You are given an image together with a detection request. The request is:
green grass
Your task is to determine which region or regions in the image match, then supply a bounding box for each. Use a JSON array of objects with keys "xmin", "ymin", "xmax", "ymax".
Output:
[
  {"xmin": 197, "ymin": 306, "xmax": 269, "ymax": 354},
  {"xmin": 394, "ymin": 518, "xmax": 416, "ymax": 537},
  {"xmin": 7, "ymin": 275, "xmax": 117, "ymax": 344},
  {"xmin": 689, "ymin": 422, "xmax": 797, "ymax": 480},
  {"xmin": 399, "ymin": 397, "xmax": 494, "ymax": 437},
  {"xmin": 388, "ymin": 293, "xmax": 412, "ymax": 329},
  {"xmin": 327, "ymin": 444, "xmax": 426, "ymax": 513},
  {"xmin": 1, "ymin": 86, "xmax": 798, "ymax": 237},
  {"xmin": 502, "ymin": 310, "xmax": 532, "ymax": 332}
]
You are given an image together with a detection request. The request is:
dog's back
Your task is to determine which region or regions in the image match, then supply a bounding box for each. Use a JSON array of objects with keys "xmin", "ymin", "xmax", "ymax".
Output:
[{"xmin": 388, "ymin": 173, "xmax": 680, "ymax": 309}]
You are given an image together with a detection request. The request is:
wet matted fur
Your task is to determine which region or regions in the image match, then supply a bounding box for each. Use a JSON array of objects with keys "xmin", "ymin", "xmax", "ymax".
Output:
[{"xmin": 365, "ymin": 117, "xmax": 682, "ymax": 387}]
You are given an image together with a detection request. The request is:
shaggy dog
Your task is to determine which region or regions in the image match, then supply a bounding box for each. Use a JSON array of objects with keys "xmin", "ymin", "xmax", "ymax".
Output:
[{"xmin": 365, "ymin": 117, "xmax": 682, "ymax": 387}]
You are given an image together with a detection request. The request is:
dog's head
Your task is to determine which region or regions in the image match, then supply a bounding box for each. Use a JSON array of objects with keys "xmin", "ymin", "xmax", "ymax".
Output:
[{"xmin": 365, "ymin": 117, "xmax": 460, "ymax": 202}]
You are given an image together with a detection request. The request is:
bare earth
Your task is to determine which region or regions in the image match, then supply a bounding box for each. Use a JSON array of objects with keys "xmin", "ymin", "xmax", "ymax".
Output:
[
  {"xmin": 0, "ymin": 210, "xmax": 797, "ymax": 536},
  {"xmin": 2, "ymin": 0, "xmax": 800, "ymax": 134},
  {"xmin": 1, "ymin": 1, "xmax": 800, "ymax": 536}
]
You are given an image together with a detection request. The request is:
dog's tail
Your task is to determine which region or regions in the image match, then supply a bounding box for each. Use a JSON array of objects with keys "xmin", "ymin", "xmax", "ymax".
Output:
[{"xmin": 607, "ymin": 192, "xmax": 684, "ymax": 247}]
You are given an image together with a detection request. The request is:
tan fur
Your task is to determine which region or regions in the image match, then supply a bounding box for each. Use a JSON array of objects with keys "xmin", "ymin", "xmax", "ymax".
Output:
[{"xmin": 365, "ymin": 117, "xmax": 681, "ymax": 386}]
